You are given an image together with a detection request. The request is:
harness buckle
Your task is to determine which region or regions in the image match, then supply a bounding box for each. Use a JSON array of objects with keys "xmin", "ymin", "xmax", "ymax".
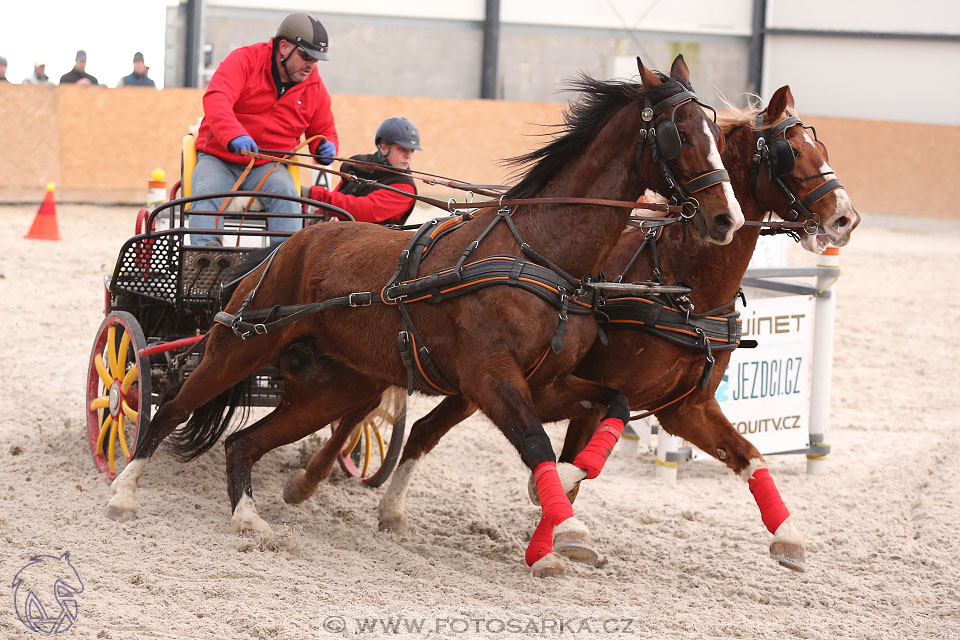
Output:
[
  {"xmin": 756, "ymin": 136, "xmax": 766, "ymax": 151},
  {"xmin": 803, "ymin": 215, "xmax": 821, "ymax": 235},
  {"xmin": 348, "ymin": 292, "xmax": 372, "ymax": 307},
  {"xmin": 240, "ymin": 323, "xmax": 268, "ymax": 340},
  {"xmin": 641, "ymin": 107, "xmax": 654, "ymax": 122},
  {"xmin": 680, "ymin": 199, "xmax": 699, "ymax": 219}
]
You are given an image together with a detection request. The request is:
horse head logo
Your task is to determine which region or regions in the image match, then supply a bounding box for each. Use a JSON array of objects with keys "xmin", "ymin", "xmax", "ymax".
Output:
[{"xmin": 11, "ymin": 552, "xmax": 84, "ymax": 634}]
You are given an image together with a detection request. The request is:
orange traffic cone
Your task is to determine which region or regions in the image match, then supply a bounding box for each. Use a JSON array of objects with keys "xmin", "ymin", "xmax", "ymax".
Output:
[{"xmin": 24, "ymin": 183, "xmax": 61, "ymax": 241}]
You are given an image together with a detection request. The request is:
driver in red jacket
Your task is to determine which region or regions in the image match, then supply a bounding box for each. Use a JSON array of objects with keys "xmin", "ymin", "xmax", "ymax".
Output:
[{"xmin": 189, "ymin": 12, "xmax": 339, "ymax": 246}]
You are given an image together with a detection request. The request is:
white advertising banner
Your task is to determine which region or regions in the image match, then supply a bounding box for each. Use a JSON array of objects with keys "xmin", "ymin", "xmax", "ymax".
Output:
[{"xmin": 713, "ymin": 294, "xmax": 814, "ymax": 455}]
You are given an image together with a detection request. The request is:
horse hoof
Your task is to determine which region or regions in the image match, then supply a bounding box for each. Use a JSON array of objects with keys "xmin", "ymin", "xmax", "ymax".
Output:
[
  {"xmin": 553, "ymin": 518, "xmax": 599, "ymax": 565},
  {"xmin": 378, "ymin": 512, "xmax": 409, "ymax": 534},
  {"xmin": 770, "ymin": 541, "xmax": 806, "ymax": 572},
  {"xmin": 105, "ymin": 495, "xmax": 136, "ymax": 522},
  {"xmin": 530, "ymin": 553, "xmax": 567, "ymax": 578},
  {"xmin": 231, "ymin": 495, "xmax": 275, "ymax": 543},
  {"xmin": 282, "ymin": 469, "xmax": 316, "ymax": 504}
]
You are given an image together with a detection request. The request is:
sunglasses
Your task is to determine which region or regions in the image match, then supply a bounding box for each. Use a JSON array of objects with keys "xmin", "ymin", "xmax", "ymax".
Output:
[{"xmin": 296, "ymin": 47, "xmax": 319, "ymax": 63}]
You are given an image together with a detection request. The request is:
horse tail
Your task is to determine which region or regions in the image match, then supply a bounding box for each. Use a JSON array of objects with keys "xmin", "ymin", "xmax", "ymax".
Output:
[{"xmin": 166, "ymin": 381, "xmax": 251, "ymax": 462}]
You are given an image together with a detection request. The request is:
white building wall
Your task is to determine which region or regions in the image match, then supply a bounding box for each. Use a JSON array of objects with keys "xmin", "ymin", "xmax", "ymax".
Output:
[{"xmin": 762, "ymin": 0, "xmax": 960, "ymax": 125}]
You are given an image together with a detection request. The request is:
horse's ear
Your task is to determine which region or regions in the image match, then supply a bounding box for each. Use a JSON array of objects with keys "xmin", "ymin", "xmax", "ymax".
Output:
[
  {"xmin": 764, "ymin": 85, "xmax": 795, "ymax": 124},
  {"xmin": 670, "ymin": 54, "xmax": 691, "ymax": 84},
  {"xmin": 637, "ymin": 57, "xmax": 661, "ymax": 87}
]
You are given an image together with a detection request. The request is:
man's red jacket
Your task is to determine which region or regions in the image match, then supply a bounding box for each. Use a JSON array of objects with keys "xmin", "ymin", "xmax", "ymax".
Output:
[{"xmin": 197, "ymin": 39, "xmax": 338, "ymax": 165}]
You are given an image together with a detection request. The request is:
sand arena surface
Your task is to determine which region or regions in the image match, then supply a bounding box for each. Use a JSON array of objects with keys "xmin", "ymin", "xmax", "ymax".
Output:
[{"xmin": 1, "ymin": 205, "xmax": 958, "ymax": 639}]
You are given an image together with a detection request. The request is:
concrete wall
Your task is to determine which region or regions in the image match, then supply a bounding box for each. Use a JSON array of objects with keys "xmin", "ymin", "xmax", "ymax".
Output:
[
  {"xmin": 169, "ymin": 5, "xmax": 752, "ymax": 107},
  {"xmin": 0, "ymin": 83, "xmax": 956, "ymax": 219}
]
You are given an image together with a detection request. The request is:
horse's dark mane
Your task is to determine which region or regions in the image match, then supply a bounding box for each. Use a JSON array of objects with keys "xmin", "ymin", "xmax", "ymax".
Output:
[{"xmin": 505, "ymin": 73, "xmax": 689, "ymax": 199}]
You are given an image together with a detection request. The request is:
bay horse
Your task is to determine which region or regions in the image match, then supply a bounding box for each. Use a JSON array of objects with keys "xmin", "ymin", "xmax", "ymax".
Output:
[
  {"xmin": 105, "ymin": 55, "xmax": 743, "ymax": 577},
  {"xmin": 370, "ymin": 84, "xmax": 860, "ymax": 572}
]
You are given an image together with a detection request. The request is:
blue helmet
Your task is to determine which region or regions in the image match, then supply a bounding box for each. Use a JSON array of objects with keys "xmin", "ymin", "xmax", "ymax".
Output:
[{"xmin": 375, "ymin": 117, "xmax": 422, "ymax": 151}]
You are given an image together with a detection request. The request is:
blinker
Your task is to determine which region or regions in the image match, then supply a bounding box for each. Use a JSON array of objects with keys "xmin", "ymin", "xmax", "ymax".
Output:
[
  {"xmin": 656, "ymin": 120, "xmax": 682, "ymax": 161},
  {"xmin": 768, "ymin": 138, "xmax": 795, "ymax": 175}
]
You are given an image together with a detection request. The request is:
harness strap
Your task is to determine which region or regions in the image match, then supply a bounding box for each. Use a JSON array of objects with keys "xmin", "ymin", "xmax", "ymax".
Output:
[
  {"xmin": 500, "ymin": 207, "xmax": 581, "ymax": 291},
  {"xmin": 213, "ymin": 291, "xmax": 373, "ymax": 339},
  {"xmin": 801, "ymin": 178, "xmax": 844, "ymax": 208},
  {"xmin": 684, "ymin": 169, "xmax": 730, "ymax": 194},
  {"xmin": 629, "ymin": 385, "xmax": 698, "ymax": 421},
  {"xmin": 396, "ymin": 301, "xmax": 459, "ymax": 395}
]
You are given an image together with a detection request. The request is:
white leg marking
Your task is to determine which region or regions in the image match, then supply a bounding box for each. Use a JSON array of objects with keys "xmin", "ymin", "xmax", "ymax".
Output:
[
  {"xmin": 378, "ymin": 458, "xmax": 418, "ymax": 529},
  {"xmin": 554, "ymin": 516, "xmax": 589, "ymax": 538},
  {"xmin": 773, "ymin": 515, "xmax": 805, "ymax": 546},
  {"xmin": 105, "ymin": 458, "xmax": 147, "ymax": 521},
  {"xmin": 231, "ymin": 494, "xmax": 274, "ymax": 541},
  {"xmin": 557, "ymin": 462, "xmax": 589, "ymax": 492},
  {"xmin": 738, "ymin": 458, "xmax": 767, "ymax": 483}
]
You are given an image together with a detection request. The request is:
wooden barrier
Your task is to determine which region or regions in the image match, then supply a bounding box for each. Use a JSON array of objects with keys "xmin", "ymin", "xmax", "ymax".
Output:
[{"xmin": 0, "ymin": 83, "xmax": 956, "ymax": 218}]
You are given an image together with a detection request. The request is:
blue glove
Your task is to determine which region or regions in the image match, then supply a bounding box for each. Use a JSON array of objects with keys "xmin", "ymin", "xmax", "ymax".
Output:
[
  {"xmin": 314, "ymin": 139, "xmax": 337, "ymax": 165},
  {"xmin": 228, "ymin": 135, "xmax": 258, "ymax": 155}
]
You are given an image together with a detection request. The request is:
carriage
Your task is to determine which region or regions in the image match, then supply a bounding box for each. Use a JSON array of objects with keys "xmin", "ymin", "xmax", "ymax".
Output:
[{"xmin": 84, "ymin": 154, "xmax": 407, "ymax": 486}]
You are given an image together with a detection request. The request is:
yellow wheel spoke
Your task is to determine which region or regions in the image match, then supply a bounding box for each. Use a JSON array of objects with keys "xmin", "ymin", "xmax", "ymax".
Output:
[
  {"xmin": 343, "ymin": 424, "xmax": 362, "ymax": 455},
  {"xmin": 121, "ymin": 364, "xmax": 139, "ymax": 394},
  {"xmin": 95, "ymin": 354, "xmax": 113, "ymax": 387},
  {"xmin": 121, "ymin": 399, "xmax": 138, "ymax": 423},
  {"xmin": 117, "ymin": 415, "xmax": 131, "ymax": 460},
  {"xmin": 370, "ymin": 420, "xmax": 386, "ymax": 463},
  {"xmin": 90, "ymin": 396, "xmax": 110, "ymax": 411},
  {"xmin": 116, "ymin": 331, "xmax": 132, "ymax": 378},
  {"xmin": 361, "ymin": 422, "xmax": 372, "ymax": 477},
  {"xmin": 107, "ymin": 327, "xmax": 120, "ymax": 379},
  {"xmin": 107, "ymin": 415, "xmax": 119, "ymax": 474},
  {"xmin": 96, "ymin": 414, "xmax": 114, "ymax": 454}
]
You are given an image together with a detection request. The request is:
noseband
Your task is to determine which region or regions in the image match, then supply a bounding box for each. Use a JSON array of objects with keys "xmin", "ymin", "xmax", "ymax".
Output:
[
  {"xmin": 634, "ymin": 83, "xmax": 731, "ymax": 220},
  {"xmin": 750, "ymin": 110, "xmax": 844, "ymax": 233}
]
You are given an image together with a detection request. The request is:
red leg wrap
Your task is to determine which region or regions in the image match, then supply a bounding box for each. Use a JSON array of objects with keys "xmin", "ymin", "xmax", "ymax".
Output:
[
  {"xmin": 525, "ymin": 517, "xmax": 554, "ymax": 567},
  {"xmin": 572, "ymin": 418, "xmax": 625, "ymax": 479},
  {"xmin": 748, "ymin": 468, "xmax": 790, "ymax": 534},
  {"xmin": 533, "ymin": 461, "xmax": 575, "ymax": 525},
  {"xmin": 524, "ymin": 462, "xmax": 574, "ymax": 566}
]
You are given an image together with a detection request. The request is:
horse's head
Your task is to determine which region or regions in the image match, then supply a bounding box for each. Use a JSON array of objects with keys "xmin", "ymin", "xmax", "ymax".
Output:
[
  {"xmin": 637, "ymin": 55, "xmax": 744, "ymax": 245},
  {"xmin": 753, "ymin": 85, "xmax": 861, "ymax": 253}
]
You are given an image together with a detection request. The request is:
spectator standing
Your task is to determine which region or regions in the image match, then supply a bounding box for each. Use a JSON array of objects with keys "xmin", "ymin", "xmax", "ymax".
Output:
[
  {"xmin": 0, "ymin": 56, "xmax": 9, "ymax": 83},
  {"xmin": 22, "ymin": 61, "xmax": 52, "ymax": 85},
  {"xmin": 189, "ymin": 11, "xmax": 338, "ymax": 246},
  {"xmin": 119, "ymin": 52, "xmax": 156, "ymax": 88},
  {"xmin": 59, "ymin": 50, "xmax": 99, "ymax": 86},
  {"xmin": 305, "ymin": 117, "xmax": 421, "ymax": 225}
]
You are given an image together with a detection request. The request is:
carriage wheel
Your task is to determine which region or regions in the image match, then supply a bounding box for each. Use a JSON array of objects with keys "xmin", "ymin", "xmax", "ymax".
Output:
[
  {"xmin": 337, "ymin": 386, "xmax": 406, "ymax": 487},
  {"xmin": 85, "ymin": 311, "xmax": 152, "ymax": 480}
]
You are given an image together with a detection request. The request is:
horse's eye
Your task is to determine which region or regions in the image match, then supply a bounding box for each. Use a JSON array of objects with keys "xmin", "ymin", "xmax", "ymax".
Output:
[
  {"xmin": 679, "ymin": 132, "xmax": 687, "ymax": 143},
  {"xmin": 792, "ymin": 147, "xmax": 801, "ymax": 158}
]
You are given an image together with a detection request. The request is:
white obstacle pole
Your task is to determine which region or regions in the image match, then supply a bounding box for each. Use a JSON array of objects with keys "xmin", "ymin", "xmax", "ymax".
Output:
[
  {"xmin": 654, "ymin": 425, "xmax": 679, "ymax": 481},
  {"xmin": 807, "ymin": 246, "xmax": 840, "ymax": 475}
]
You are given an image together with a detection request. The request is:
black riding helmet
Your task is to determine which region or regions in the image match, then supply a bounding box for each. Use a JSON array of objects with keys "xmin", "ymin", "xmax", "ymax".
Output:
[
  {"xmin": 375, "ymin": 117, "xmax": 422, "ymax": 151},
  {"xmin": 276, "ymin": 12, "xmax": 329, "ymax": 61}
]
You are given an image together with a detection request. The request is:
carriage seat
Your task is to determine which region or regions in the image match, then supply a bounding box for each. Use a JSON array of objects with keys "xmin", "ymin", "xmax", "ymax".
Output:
[{"xmin": 180, "ymin": 134, "xmax": 300, "ymax": 213}]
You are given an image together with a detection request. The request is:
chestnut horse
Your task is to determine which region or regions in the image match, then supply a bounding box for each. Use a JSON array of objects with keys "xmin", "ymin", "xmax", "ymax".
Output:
[
  {"xmin": 371, "ymin": 85, "xmax": 860, "ymax": 572},
  {"xmin": 105, "ymin": 55, "xmax": 743, "ymax": 577}
]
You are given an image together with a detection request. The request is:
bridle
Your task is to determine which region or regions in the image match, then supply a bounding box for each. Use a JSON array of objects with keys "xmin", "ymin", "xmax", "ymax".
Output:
[
  {"xmin": 635, "ymin": 80, "xmax": 731, "ymax": 221},
  {"xmin": 749, "ymin": 109, "xmax": 844, "ymax": 234}
]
